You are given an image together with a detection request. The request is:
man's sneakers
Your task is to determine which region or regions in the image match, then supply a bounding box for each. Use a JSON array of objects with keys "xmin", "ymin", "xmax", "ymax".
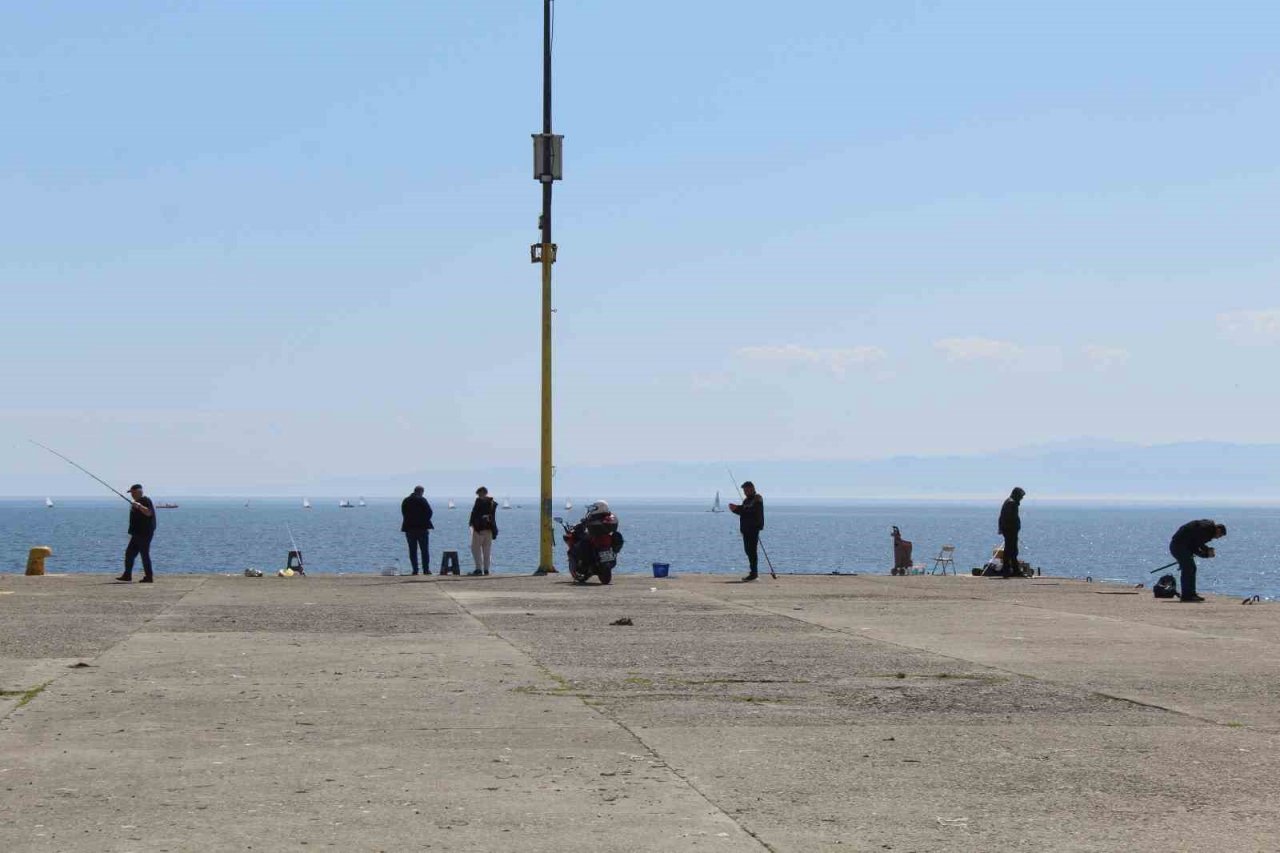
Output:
[
  {"xmin": 742, "ymin": 572, "xmax": 759, "ymax": 582},
  {"xmin": 1180, "ymin": 595, "xmax": 1205, "ymax": 603}
]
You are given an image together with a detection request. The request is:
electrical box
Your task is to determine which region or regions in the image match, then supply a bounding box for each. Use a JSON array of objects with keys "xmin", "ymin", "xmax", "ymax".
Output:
[{"xmin": 532, "ymin": 133, "xmax": 563, "ymax": 181}]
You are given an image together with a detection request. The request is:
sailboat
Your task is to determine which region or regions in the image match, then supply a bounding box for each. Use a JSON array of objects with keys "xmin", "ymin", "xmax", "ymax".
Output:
[
  {"xmin": 448, "ymin": 500, "xmax": 456, "ymax": 510},
  {"xmin": 339, "ymin": 499, "xmax": 354, "ymax": 508},
  {"xmin": 503, "ymin": 497, "xmax": 512, "ymax": 510},
  {"xmin": 564, "ymin": 498, "xmax": 573, "ymax": 511},
  {"xmin": 709, "ymin": 491, "xmax": 723, "ymax": 513},
  {"xmin": 45, "ymin": 497, "xmax": 54, "ymax": 509},
  {"xmin": 357, "ymin": 497, "xmax": 366, "ymax": 507},
  {"xmin": 302, "ymin": 498, "xmax": 312, "ymax": 509}
]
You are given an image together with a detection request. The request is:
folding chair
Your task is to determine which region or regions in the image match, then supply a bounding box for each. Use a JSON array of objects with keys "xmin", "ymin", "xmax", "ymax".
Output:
[{"xmin": 931, "ymin": 545, "xmax": 957, "ymax": 575}]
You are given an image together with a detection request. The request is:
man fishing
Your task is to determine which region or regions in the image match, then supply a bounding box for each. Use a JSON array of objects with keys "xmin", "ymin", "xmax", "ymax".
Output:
[
  {"xmin": 118, "ymin": 484, "xmax": 156, "ymax": 583},
  {"xmin": 400, "ymin": 486, "xmax": 434, "ymax": 575},
  {"xmin": 998, "ymin": 487, "xmax": 1026, "ymax": 578},
  {"xmin": 728, "ymin": 481, "xmax": 765, "ymax": 582},
  {"xmin": 1169, "ymin": 519, "xmax": 1227, "ymax": 603}
]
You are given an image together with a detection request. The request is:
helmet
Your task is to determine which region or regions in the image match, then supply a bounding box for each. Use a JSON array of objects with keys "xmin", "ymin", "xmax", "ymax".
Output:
[{"xmin": 585, "ymin": 500, "xmax": 611, "ymax": 517}]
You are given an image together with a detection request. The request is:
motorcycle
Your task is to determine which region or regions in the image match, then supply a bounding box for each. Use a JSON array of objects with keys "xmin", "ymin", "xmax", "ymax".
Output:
[{"xmin": 556, "ymin": 501, "xmax": 624, "ymax": 585}]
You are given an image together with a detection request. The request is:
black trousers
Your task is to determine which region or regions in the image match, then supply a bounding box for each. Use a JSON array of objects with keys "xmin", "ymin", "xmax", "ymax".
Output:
[
  {"xmin": 1171, "ymin": 546, "xmax": 1197, "ymax": 599},
  {"xmin": 124, "ymin": 533, "xmax": 154, "ymax": 578},
  {"xmin": 1002, "ymin": 533, "xmax": 1019, "ymax": 576},
  {"xmin": 405, "ymin": 530, "xmax": 430, "ymax": 572},
  {"xmin": 742, "ymin": 529, "xmax": 760, "ymax": 573}
]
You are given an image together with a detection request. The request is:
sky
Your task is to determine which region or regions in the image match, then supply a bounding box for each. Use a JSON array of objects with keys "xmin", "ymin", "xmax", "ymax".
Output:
[{"xmin": 3, "ymin": 2, "xmax": 1279, "ymax": 495}]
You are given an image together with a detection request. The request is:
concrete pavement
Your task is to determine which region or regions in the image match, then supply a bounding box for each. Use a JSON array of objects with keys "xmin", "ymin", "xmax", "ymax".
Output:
[{"xmin": 1, "ymin": 572, "xmax": 1277, "ymax": 851}]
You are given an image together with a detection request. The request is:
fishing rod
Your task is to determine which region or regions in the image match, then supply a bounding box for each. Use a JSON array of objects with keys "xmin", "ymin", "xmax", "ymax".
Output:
[
  {"xmin": 30, "ymin": 440, "xmax": 133, "ymax": 504},
  {"xmin": 727, "ymin": 466, "xmax": 776, "ymax": 579},
  {"xmin": 286, "ymin": 523, "xmax": 306, "ymax": 574},
  {"xmin": 1149, "ymin": 561, "xmax": 1178, "ymax": 575}
]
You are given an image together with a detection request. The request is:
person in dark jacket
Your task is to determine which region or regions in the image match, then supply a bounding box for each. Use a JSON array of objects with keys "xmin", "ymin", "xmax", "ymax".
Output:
[
  {"xmin": 728, "ymin": 481, "xmax": 765, "ymax": 582},
  {"xmin": 117, "ymin": 483, "xmax": 156, "ymax": 583},
  {"xmin": 998, "ymin": 487, "xmax": 1026, "ymax": 578},
  {"xmin": 468, "ymin": 487, "xmax": 499, "ymax": 576},
  {"xmin": 1169, "ymin": 519, "xmax": 1226, "ymax": 603},
  {"xmin": 400, "ymin": 486, "xmax": 435, "ymax": 575}
]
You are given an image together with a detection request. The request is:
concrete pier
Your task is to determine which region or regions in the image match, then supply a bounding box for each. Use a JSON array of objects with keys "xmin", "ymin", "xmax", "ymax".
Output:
[{"xmin": 2, "ymin": 572, "xmax": 1278, "ymax": 851}]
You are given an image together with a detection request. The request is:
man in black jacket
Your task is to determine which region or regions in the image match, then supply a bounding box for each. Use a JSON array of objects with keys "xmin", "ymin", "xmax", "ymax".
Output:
[
  {"xmin": 1169, "ymin": 519, "xmax": 1226, "ymax": 603},
  {"xmin": 998, "ymin": 487, "xmax": 1026, "ymax": 578},
  {"xmin": 728, "ymin": 481, "xmax": 765, "ymax": 582},
  {"xmin": 400, "ymin": 486, "xmax": 435, "ymax": 575},
  {"xmin": 117, "ymin": 484, "xmax": 156, "ymax": 583}
]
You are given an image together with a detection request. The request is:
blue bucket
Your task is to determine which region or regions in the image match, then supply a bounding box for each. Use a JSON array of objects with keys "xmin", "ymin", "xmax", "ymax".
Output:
[{"xmin": 652, "ymin": 562, "xmax": 670, "ymax": 579}]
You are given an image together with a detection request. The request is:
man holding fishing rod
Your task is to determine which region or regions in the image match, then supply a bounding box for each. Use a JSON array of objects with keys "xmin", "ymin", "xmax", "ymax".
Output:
[
  {"xmin": 118, "ymin": 484, "xmax": 157, "ymax": 583},
  {"xmin": 728, "ymin": 481, "xmax": 766, "ymax": 582}
]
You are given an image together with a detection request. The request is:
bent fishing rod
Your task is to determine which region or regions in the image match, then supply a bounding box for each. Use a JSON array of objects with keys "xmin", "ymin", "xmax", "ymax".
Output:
[
  {"xmin": 30, "ymin": 440, "xmax": 134, "ymax": 504},
  {"xmin": 1149, "ymin": 561, "xmax": 1178, "ymax": 574},
  {"xmin": 727, "ymin": 466, "xmax": 777, "ymax": 579}
]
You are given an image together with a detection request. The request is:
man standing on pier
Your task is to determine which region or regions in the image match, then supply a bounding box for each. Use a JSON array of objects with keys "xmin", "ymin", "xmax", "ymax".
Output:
[
  {"xmin": 117, "ymin": 484, "xmax": 156, "ymax": 583},
  {"xmin": 1169, "ymin": 519, "xmax": 1226, "ymax": 603},
  {"xmin": 998, "ymin": 487, "xmax": 1025, "ymax": 578},
  {"xmin": 401, "ymin": 486, "xmax": 434, "ymax": 575},
  {"xmin": 729, "ymin": 481, "xmax": 765, "ymax": 582}
]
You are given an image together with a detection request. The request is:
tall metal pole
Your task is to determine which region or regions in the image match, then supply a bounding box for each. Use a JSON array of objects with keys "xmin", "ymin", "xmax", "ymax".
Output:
[{"xmin": 533, "ymin": 0, "xmax": 558, "ymax": 575}]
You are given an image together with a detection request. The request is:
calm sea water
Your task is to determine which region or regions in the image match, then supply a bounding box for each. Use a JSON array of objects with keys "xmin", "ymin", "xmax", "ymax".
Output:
[{"xmin": 3, "ymin": 499, "xmax": 1278, "ymax": 599}]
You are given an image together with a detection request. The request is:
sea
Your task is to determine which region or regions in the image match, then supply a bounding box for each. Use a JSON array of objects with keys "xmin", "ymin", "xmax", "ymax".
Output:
[{"xmin": 3, "ymin": 498, "xmax": 1278, "ymax": 599}]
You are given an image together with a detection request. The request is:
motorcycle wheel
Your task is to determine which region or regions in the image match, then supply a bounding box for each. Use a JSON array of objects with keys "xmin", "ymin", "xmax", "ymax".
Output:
[
  {"xmin": 596, "ymin": 566, "xmax": 613, "ymax": 585},
  {"xmin": 568, "ymin": 555, "xmax": 590, "ymax": 585}
]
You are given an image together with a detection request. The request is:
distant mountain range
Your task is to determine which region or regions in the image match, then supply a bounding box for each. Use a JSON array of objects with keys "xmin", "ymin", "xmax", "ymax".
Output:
[
  {"xmin": 17, "ymin": 440, "xmax": 1278, "ymax": 500},
  {"xmin": 292, "ymin": 440, "xmax": 1280, "ymax": 501}
]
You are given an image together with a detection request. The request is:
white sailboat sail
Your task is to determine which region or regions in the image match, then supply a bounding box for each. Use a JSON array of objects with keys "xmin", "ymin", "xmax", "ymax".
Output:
[
  {"xmin": 303, "ymin": 498, "xmax": 312, "ymax": 509},
  {"xmin": 45, "ymin": 497, "xmax": 54, "ymax": 508},
  {"xmin": 448, "ymin": 500, "xmax": 456, "ymax": 510},
  {"xmin": 564, "ymin": 498, "xmax": 573, "ymax": 511},
  {"xmin": 503, "ymin": 498, "xmax": 511, "ymax": 509},
  {"xmin": 358, "ymin": 497, "xmax": 366, "ymax": 507},
  {"xmin": 710, "ymin": 491, "xmax": 722, "ymax": 513}
]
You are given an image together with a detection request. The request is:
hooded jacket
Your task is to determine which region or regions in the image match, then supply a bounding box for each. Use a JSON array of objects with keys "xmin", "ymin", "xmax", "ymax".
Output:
[{"xmin": 1171, "ymin": 519, "xmax": 1218, "ymax": 557}]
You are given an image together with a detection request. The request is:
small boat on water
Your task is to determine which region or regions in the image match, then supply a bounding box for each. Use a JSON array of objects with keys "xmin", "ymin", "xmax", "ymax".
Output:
[
  {"xmin": 448, "ymin": 500, "xmax": 456, "ymax": 510},
  {"xmin": 303, "ymin": 498, "xmax": 312, "ymax": 510},
  {"xmin": 339, "ymin": 499, "xmax": 354, "ymax": 508},
  {"xmin": 503, "ymin": 498, "xmax": 512, "ymax": 510},
  {"xmin": 709, "ymin": 491, "xmax": 723, "ymax": 513},
  {"xmin": 358, "ymin": 497, "xmax": 366, "ymax": 507},
  {"xmin": 45, "ymin": 497, "xmax": 54, "ymax": 508},
  {"xmin": 156, "ymin": 502, "xmax": 179, "ymax": 509},
  {"xmin": 564, "ymin": 499, "xmax": 573, "ymax": 511}
]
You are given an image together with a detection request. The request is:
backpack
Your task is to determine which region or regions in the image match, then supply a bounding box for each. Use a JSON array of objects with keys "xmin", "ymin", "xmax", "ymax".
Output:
[
  {"xmin": 1153, "ymin": 574, "xmax": 1178, "ymax": 599},
  {"xmin": 474, "ymin": 499, "xmax": 495, "ymax": 532}
]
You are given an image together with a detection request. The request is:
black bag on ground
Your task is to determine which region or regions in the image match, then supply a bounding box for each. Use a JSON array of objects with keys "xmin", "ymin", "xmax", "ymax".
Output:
[{"xmin": 1153, "ymin": 574, "xmax": 1178, "ymax": 599}]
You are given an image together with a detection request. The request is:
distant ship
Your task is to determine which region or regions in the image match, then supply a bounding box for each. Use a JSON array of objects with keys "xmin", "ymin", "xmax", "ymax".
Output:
[
  {"xmin": 448, "ymin": 500, "xmax": 456, "ymax": 510},
  {"xmin": 357, "ymin": 497, "xmax": 366, "ymax": 507},
  {"xmin": 156, "ymin": 502, "xmax": 179, "ymax": 509},
  {"xmin": 339, "ymin": 499, "xmax": 354, "ymax": 508},
  {"xmin": 303, "ymin": 498, "xmax": 312, "ymax": 509},
  {"xmin": 45, "ymin": 497, "xmax": 54, "ymax": 508},
  {"xmin": 503, "ymin": 498, "xmax": 512, "ymax": 510},
  {"xmin": 564, "ymin": 499, "xmax": 573, "ymax": 511},
  {"xmin": 709, "ymin": 491, "xmax": 723, "ymax": 513}
]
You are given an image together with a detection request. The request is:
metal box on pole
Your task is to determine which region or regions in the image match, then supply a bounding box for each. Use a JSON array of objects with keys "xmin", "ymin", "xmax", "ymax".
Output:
[{"xmin": 532, "ymin": 133, "xmax": 563, "ymax": 182}]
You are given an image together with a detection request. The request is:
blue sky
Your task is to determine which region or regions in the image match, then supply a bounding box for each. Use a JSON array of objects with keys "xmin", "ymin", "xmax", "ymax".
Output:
[{"xmin": 3, "ymin": 2, "xmax": 1279, "ymax": 494}]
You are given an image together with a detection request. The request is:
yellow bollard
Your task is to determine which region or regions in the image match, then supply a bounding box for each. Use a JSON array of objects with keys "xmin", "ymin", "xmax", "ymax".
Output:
[{"xmin": 26, "ymin": 546, "xmax": 53, "ymax": 576}]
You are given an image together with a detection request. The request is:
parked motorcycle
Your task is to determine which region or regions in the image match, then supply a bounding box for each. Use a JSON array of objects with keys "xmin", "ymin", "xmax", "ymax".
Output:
[{"xmin": 556, "ymin": 501, "xmax": 624, "ymax": 585}]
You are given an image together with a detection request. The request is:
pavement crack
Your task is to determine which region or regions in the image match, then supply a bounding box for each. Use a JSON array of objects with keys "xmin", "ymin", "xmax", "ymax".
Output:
[{"xmin": 436, "ymin": 583, "xmax": 776, "ymax": 851}]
